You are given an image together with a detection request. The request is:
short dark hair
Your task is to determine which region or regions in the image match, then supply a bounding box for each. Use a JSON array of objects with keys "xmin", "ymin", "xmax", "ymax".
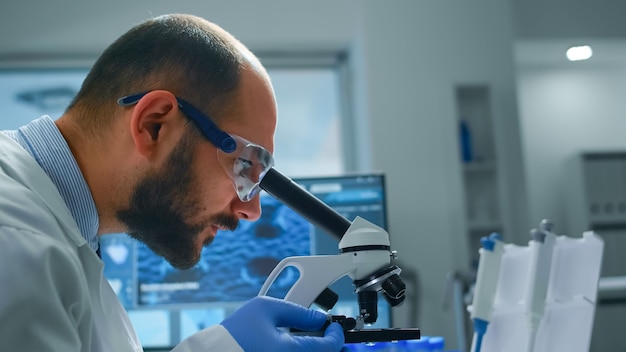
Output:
[{"xmin": 68, "ymin": 14, "xmax": 247, "ymax": 133}]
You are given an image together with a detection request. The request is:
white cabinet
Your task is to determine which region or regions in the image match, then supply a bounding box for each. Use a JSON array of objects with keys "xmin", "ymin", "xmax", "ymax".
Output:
[
  {"xmin": 566, "ymin": 151, "xmax": 626, "ymax": 276},
  {"xmin": 566, "ymin": 151, "xmax": 626, "ymax": 350}
]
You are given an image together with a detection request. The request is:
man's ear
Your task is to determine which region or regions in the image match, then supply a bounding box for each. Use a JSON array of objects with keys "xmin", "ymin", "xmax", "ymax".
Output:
[{"xmin": 128, "ymin": 90, "xmax": 180, "ymax": 158}]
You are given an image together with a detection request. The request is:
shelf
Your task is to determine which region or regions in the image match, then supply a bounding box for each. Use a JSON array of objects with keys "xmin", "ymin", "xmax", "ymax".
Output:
[
  {"xmin": 467, "ymin": 220, "xmax": 502, "ymax": 232},
  {"xmin": 457, "ymin": 84, "xmax": 506, "ymax": 264},
  {"xmin": 462, "ymin": 160, "xmax": 497, "ymax": 173}
]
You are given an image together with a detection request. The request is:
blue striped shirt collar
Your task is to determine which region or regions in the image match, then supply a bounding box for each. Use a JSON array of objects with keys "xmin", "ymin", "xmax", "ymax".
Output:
[{"xmin": 2, "ymin": 116, "xmax": 99, "ymax": 252}]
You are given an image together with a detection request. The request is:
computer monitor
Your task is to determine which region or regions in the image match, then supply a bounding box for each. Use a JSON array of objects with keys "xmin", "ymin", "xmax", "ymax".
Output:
[{"xmin": 100, "ymin": 172, "xmax": 390, "ymax": 349}]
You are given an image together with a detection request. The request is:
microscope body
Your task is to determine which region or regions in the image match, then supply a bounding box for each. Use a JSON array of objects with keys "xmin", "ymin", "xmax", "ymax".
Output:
[
  {"xmin": 258, "ymin": 168, "xmax": 418, "ymax": 343},
  {"xmin": 258, "ymin": 217, "xmax": 396, "ymax": 314}
]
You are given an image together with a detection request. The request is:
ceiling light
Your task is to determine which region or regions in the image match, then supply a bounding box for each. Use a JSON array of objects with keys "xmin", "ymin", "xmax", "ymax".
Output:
[{"xmin": 566, "ymin": 45, "xmax": 593, "ymax": 61}]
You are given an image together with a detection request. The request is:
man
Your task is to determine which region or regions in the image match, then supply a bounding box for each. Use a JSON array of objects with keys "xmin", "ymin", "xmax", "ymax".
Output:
[{"xmin": 0, "ymin": 13, "xmax": 344, "ymax": 351}]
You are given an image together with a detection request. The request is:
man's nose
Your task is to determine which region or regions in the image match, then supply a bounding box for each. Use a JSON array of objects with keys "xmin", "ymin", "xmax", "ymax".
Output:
[{"xmin": 232, "ymin": 195, "xmax": 262, "ymax": 221}]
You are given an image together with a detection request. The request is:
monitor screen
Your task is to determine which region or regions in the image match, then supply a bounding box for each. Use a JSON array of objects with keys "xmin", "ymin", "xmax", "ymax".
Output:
[{"xmin": 100, "ymin": 173, "xmax": 390, "ymax": 349}]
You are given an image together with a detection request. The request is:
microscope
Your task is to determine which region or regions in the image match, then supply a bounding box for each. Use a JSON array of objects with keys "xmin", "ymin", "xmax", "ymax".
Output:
[{"xmin": 258, "ymin": 168, "xmax": 420, "ymax": 343}]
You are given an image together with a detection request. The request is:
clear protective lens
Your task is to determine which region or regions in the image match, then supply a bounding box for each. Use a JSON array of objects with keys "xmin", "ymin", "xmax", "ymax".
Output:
[{"xmin": 217, "ymin": 135, "xmax": 274, "ymax": 202}]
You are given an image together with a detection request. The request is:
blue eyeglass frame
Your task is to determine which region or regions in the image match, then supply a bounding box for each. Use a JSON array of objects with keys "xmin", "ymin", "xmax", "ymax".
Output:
[{"xmin": 117, "ymin": 92, "xmax": 237, "ymax": 154}]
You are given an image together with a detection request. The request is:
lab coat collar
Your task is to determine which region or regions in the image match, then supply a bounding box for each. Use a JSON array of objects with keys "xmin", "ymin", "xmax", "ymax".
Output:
[{"xmin": 0, "ymin": 133, "xmax": 87, "ymax": 249}]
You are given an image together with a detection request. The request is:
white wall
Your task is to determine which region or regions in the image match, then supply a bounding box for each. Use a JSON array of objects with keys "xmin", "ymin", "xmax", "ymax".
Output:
[
  {"xmin": 353, "ymin": 1, "xmax": 526, "ymax": 347},
  {"xmin": 517, "ymin": 62, "xmax": 626, "ymax": 236},
  {"xmin": 0, "ymin": 0, "xmax": 363, "ymax": 58}
]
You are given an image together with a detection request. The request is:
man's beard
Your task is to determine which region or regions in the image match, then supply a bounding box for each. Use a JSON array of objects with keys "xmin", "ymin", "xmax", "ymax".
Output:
[{"xmin": 117, "ymin": 133, "xmax": 238, "ymax": 270}]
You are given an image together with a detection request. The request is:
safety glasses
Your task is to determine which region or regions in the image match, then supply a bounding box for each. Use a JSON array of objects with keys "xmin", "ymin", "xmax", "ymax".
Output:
[{"xmin": 118, "ymin": 92, "xmax": 274, "ymax": 201}]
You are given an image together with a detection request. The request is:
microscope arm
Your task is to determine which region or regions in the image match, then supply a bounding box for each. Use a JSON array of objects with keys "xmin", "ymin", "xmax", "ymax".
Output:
[
  {"xmin": 258, "ymin": 254, "xmax": 353, "ymax": 308},
  {"xmin": 259, "ymin": 168, "xmax": 401, "ymax": 302}
]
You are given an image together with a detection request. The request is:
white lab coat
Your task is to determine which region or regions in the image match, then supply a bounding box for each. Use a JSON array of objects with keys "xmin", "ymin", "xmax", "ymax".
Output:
[{"xmin": 0, "ymin": 134, "xmax": 242, "ymax": 351}]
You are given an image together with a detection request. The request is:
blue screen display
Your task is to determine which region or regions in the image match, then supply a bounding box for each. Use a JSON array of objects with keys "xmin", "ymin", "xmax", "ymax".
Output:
[{"xmin": 100, "ymin": 173, "xmax": 390, "ymax": 348}]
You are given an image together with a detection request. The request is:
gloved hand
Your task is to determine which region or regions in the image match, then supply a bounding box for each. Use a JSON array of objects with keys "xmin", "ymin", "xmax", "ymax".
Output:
[{"xmin": 221, "ymin": 296, "xmax": 345, "ymax": 352}]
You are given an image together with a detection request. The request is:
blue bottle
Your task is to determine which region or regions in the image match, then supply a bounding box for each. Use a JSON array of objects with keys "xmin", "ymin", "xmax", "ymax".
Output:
[
  {"xmin": 400, "ymin": 335, "xmax": 430, "ymax": 351},
  {"xmin": 346, "ymin": 342, "xmax": 393, "ymax": 352},
  {"xmin": 428, "ymin": 336, "xmax": 445, "ymax": 352},
  {"xmin": 459, "ymin": 119, "xmax": 473, "ymax": 163}
]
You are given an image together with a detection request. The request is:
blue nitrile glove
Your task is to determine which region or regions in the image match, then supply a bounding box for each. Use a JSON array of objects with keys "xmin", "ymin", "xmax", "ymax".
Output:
[{"xmin": 221, "ymin": 296, "xmax": 345, "ymax": 352}]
